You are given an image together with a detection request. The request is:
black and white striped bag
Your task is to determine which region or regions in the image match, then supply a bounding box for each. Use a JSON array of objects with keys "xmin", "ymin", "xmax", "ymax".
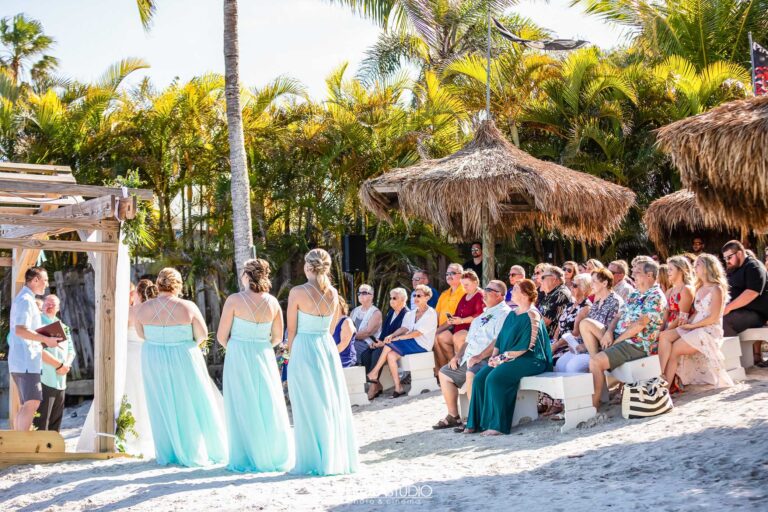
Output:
[{"xmin": 621, "ymin": 377, "xmax": 673, "ymax": 419}]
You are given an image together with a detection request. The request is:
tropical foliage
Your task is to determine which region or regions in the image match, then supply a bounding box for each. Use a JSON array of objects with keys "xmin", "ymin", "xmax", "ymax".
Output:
[{"xmin": 0, "ymin": 1, "xmax": 764, "ymax": 317}]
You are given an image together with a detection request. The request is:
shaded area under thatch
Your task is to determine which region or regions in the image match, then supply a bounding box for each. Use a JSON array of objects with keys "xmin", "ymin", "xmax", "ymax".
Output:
[
  {"xmin": 643, "ymin": 189, "xmax": 742, "ymax": 257},
  {"xmin": 656, "ymin": 94, "xmax": 768, "ymax": 226},
  {"xmin": 360, "ymin": 121, "xmax": 635, "ymax": 244}
]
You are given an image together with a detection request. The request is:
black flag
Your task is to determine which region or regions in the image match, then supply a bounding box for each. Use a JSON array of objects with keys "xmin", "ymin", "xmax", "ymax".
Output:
[
  {"xmin": 753, "ymin": 41, "xmax": 768, "ymax": 96},
  {"xmin": 493, "ymin": 18, "xmax": 588, "ymax": 51}
]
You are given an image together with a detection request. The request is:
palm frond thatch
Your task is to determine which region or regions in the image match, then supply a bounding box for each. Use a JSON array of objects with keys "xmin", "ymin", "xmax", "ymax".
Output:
[
  {"xmin": 360, "ymin": 120, "xmax": 635, "ymax": 243},
  {"xmin": 656, "ymin": 95, "xmax": 768, "ymax": 226}
]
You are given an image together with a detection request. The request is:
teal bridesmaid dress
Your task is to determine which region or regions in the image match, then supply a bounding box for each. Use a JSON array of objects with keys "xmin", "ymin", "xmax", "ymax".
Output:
[
  {"xmin": 224, "ymin": 293, "xmax": 293, "ymax": 472},
  {"xmin": 142, "ymin": 307, "xmax": 228, "ymax": 467},
  {"xmin": 288, "ymin": 288, "xmax": 358, "ymax": 476}
]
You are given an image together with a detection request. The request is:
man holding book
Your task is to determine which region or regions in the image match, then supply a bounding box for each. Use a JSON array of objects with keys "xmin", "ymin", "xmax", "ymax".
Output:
[
  {"xmin": 9, "ymin": 267, "xmax": 61, "ymax": 431},
  {"xmin": 34, "ymin": 294, "xmax": 74, "ymax": 432}
]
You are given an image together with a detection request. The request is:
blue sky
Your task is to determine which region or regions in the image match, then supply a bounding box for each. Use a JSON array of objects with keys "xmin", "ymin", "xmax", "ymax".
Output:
[{"xmin": 3, "ymin": 0, "xmax": 628, "ymax": 98}]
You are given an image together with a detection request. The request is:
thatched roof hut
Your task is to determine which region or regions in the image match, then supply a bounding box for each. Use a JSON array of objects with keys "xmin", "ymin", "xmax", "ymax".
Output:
[
  {"xmin": 360, "ymin": 121, "xmax": 635, "ymax": 280},
  {"xmin": 656, "ymin": 95, "xmax": 768, "ymax": 226},
  {"xmin": 643, "ymin": 189, "xmax": 740, "ymax": 257}
]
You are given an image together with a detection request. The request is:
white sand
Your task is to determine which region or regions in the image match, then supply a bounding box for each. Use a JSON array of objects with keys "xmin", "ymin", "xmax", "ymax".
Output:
[{"xmin": 2, "ymin": 370, "xmax": 768, "ymax": 511}]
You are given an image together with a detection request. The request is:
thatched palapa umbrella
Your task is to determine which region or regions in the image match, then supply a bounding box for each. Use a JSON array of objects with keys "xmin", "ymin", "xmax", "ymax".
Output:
[
  {"xmin": 656, "ymin": 94, "xmax": 768, "ymax": 227},
  {"xmin": 360, "ymin": 121, "xmax": 636, "ymax": 283}
]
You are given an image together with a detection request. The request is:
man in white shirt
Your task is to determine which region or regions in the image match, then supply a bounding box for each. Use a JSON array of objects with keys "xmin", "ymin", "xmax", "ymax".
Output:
[
  {"xmin": 432, "ymin": 280, "xmax": 511, "ymax": 430},
  {"xmin": 9, "ymin": 267, "xmax": 61, "ymax": 431},
  {"xmin": 608, "ymin": 260, "xmax": 635, "ymax": 302}
]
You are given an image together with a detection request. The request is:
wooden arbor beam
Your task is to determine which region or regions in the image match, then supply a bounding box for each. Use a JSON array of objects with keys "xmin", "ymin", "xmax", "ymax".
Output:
[
  {"xmin": 0, "ymin": 238, "xmax": 118, "ymax": 252},
  {"xmin": 0, "ymin": 213, "xmax": 119, "ymax": 231},
  {"xmin": 0, "ymin": 162, "xmax": 72, "ymax": 174},
  {"xmin": 0, "ymin": 178, "xmax": 153, "ymax": 200}
]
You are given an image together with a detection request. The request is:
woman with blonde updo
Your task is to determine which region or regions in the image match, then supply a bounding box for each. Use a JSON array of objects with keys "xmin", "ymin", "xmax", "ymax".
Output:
[
  {"xmin": 217, "ymin": 259, "xmax": 292, "ymax": 472},
  {"xmin": 135, "ymin": 267, "xmax": 227, "ymax": 467},
  {"xmin": 121, "ymin": 278, "xmax": 160, "ymax": 457},
  {"xmin": 286, "ymin": 248, "xmax": 358, "ymax": 475}
]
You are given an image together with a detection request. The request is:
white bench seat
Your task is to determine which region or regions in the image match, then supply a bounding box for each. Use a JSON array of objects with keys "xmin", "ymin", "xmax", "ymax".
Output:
[
  {"xmin": 458, "ymin": 372, "xmax": 596, "ymax": 433},
  {"xmin": 738, "ymin": 327, "xmax": 768, "ymax": 369},
  {"xmin": 721, "ymin": 336, "xmax": 746, "ymax": 382},
  {"xmin": 375, "ymin": 351, "xmax": 439, "ymax": 397},
  {"xmin": 343, "ymin": 366, "xmax": 369, "ymax": 407},
  {"xmin": 606, "ymin": 355, "xmax": 661, "ymax": 383}
]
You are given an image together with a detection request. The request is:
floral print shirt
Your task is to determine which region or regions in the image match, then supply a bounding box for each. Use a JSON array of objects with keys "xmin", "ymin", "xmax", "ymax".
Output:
[
  {"xmin": 538, "ymin": 284, "xmax": 573, "ymax": 338},
  {"xmin": 614, "ymin": 284, "xmax": 667, "ymax": 354}
]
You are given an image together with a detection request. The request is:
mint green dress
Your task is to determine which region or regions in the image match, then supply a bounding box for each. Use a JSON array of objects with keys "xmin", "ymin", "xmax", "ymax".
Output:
[
  {"xmin": 223, "ymin": 293, "xmax": 293, "ymax": 472},
  {"xmin": 142, "ymin": 301, "xmax": 227, "ymax": 467},
  {"xmin": 466, "ymin": 309, "xmax": 553, "ymax": 434},
  {"xmin": 287, "ymin": 287, "xmax": 358, "ymax": 475}
]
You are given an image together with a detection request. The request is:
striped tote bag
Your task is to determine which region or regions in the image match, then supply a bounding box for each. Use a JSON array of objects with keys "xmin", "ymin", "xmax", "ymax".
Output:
[{"xmin": 621, "ymin": 377, "xmax": 673, "ymax": 419}]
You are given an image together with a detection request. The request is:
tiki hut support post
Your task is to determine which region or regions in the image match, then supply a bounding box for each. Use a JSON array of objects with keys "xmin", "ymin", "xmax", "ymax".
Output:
[{"xmin": 481, "ymin": 208, "xmax": 495, "ymax": 284}]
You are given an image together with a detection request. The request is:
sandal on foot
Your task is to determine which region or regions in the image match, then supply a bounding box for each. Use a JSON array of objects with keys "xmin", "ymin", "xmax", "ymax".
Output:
[
  {"xmin": 453, "ymin": 426, "xmax": 466, "ymax": 433},
  {"xmin": 432, "ymin": 415, "xmax": 462, "ymax": 430},
  {"xmin": 390, "ymin": 390, "xmax": 407, "ymax": 399},
  {"xmin": 366, "ymin": 377, "xmax": 380, "ymax": 384}
]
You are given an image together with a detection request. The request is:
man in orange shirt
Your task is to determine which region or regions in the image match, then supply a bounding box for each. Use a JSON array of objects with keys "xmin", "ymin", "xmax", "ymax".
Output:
[{"xmin": 433, "ymin": 263, "xmax": 466, "ymax": 374}]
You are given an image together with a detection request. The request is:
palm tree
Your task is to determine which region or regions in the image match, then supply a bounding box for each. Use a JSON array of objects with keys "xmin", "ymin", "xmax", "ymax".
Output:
[
  {"xmin": 0, "ymin": 14, "xmax": 58, "ymax": 85},
  {"xmin": 136, "ymin": 0, "xmax": 254, "ymax": 278},
  {"xmin": 576, "ymin": 0, "xmax": 768, "ymax": 70}
]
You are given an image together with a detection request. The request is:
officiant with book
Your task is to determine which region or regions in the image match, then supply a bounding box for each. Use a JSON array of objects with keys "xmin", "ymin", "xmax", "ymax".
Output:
[
  {"xmin": 33, "ymin": 294, "xmax": 74, "ymax": 432},
  {"xmin": 8, "ymin": 267, "xmax": 63, "ymax": 431}
]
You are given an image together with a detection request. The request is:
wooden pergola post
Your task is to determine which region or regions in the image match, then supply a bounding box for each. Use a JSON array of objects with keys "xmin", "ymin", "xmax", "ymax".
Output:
[
  {"xmin": 0, "ymin": 163, "xmax": 152, "ymax": 462},
  {"xmin": 481, "ymin": 208, "xmax": 495, "ymax": 285}
]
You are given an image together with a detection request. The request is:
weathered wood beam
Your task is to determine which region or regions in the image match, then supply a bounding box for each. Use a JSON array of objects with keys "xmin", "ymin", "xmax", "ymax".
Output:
[
  {"xmin": 0, "ymin": 172, "xmax": 75, "ymax": 184},
  {"xmin": 0, "ymin": 238, "xmax": 118, "ymax": 253},
  {"xmin": 0, "ymin": 195, "xmax": 80, "ymax": 206},
  {"xmin": 93, "ymin": 229, "xmax": 118, "ymax": 453},
  {"xmin": 0, "ymin": 213, "xmax": 119, "ymax": 231},
  {"xmin": 0, "ymin": 207, "xmax": 37, "ymax": 215},
  {"xmin": 0, "ymin": 178, "xmax": 152, "ymax": 200},
  {"xmin": 0, "ymin": 162, "xmax": 71, "ymax": 174},
  {"xmin": 2, "ymin": 195, "xmax": 114, "ymax": 238},
  {"xmin": 0, "ymin": 452, "xmax": 131, "ymax": 470}
]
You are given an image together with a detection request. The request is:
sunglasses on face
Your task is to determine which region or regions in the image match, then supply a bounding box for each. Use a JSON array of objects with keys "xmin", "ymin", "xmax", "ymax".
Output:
[
  {"xmin": 389, "ymin": 296, "xmax": 398, "ymax": 300},
  {"xmin": 413, "ymin": 294, "xmax": 425, "ymax": 298},
  {"xmin": 483, "ymin": 287, "xmax": 502, "ymax": 294},
  {"xmin": 564, "ymin": 268, "xmax": 575, "ymax": 273},
  {"xmin": 357, "ymin": 291, "xmax": 371, "ymax": 296},
  {"xmin": 446, "ymin": 272, "xmax": 458, "ymax": 277}
]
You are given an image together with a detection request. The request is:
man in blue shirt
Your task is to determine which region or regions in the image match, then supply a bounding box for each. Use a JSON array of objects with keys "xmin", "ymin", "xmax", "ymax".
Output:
[
  {"xmin": 9, "ymin": 267, "xmax": 61, "ymax": 431},
  {"xmin": 410, "ymin": 270, "xmax": 438, "ymax": 309}
]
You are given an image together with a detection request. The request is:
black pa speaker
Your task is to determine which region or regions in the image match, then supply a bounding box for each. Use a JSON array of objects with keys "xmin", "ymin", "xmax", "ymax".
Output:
[{"xmin": 343, "ymin": 235, "xmax": 367, "ymax": 273}]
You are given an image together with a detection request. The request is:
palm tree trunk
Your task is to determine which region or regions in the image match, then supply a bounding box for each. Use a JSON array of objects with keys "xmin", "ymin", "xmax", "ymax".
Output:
[{"xmin": 223, "ymin": 0, "xmax": 254, "ymax": 281}]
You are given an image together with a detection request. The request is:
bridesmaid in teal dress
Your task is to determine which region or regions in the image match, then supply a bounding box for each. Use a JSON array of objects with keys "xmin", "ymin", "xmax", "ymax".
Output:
[
  {"xmin": 136, "ymin": 268, "xmax": 228, "ymax": 466},
  {"xmin": 287, "ymin": 248, "xmax": 358, "ymax": 475},
  {"xmin": 465, "ymin": 279, "xmax": 552, "ymax": 436},
  {"xmin": 218, "ymin": 258, "xmax": 293, "ymax": 473}
]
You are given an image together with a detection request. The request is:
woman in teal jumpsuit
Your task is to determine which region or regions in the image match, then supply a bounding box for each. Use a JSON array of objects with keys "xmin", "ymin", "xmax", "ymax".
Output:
[{"xmin": 466, "ymin": 279, "xmax": 552, "ymax": 435}]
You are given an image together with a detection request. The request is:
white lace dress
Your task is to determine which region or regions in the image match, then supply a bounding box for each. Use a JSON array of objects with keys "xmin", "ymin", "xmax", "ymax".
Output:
[
  {"xmin": 122, "ymin": 324, "xmax": 155, "ymax": 457},
  {"xmin": 675, "ymin": 288, "xmax": 734, "ymax": 388}
]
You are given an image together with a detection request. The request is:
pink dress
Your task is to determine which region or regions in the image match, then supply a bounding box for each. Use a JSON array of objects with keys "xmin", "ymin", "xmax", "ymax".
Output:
[{"xmin": 675, "ymin": 287, "xmax": 733, "ymax": 388}]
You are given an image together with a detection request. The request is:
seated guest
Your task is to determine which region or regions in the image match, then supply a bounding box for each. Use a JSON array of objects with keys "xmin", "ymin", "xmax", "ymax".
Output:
[
  {"xmin": 578, "ymin": 262, "xmax": 588, "ymax": 273},
  {"xmin": 579, "ymin": 268, "xmax": 624, "ymax": 356},
  {"xmin": 532, "ymin": 263, "xmax": 547, "ymax": 300},
  {"xmin": 563, "ymin": 261, "xmax": 578, "ymax": 287},
  {"xmin": 537, "ymin": 265, "xmax": 573, "ymax": 339},
  {"xmin": 366, "ymin": 285, "xmax": 438, "ymax": 399},
  {"xmin": 34, "ymin": 294, "xmax": 74, "ymax": 432},
  {"xmin": 432, "ymin": 280, "xmax": 511, "ymax": 430},
  {"xmin": 586, "ymin": 259, "xmax": 604, "ymax": 272},
  {"xmin": 657, "ymin": 263, "xmax": 671, "ymax": 293},
  {"xmin": 463, "ymin": 242, "xmax": 483, "ymax": 278},
  {"xmin": 433, "ymin": 263, "xmax": 466, "ymax": 372},
  {"xmin": 434, "ymin": 270, "xmax": 484, "ymax": 370},
  {"xmin": 660, "ymin": 254, "xmax": 733, "ymax": 391},
  {"xmin": 363, "ymin": 288, "xmax": 409, "ymax": 400},
  {"xmin": 608, "ymin": 260, "xmax": 635, "ymax": 302},
  {"xmin": 462, "ymin": 279, "xmax": 552, "ymax": 435},
  {"xmin": 332, "ymin": 297, "xmax": 357, "ymax": 368},
  {"xmin": 588, "ymin": 256, "xmax": 667, "ymax": 408},
  {"xmin": 692, "ymin": 237, "xmax": 705, "ymax": 256},
  {"xmin": 505, "ymin": 265, "xmax": 525, "ymax": 307},
  {"xmin": 721, "ymin": 241, "xmax": 768, "ymax": 365},
  {"xmin": 410, "ymin": 270, "xmax": 438, "ymax": 309},
  {"xmin": 350, "ymin": 284, "xmax": 382, "ymax": 365},
  {"xmin": 550, "ymin": 273, "xmax": 592, "ymax": 363},
  {"xmin": 661, "ymin": 256, "xmax": 695, "ymax": 334}
]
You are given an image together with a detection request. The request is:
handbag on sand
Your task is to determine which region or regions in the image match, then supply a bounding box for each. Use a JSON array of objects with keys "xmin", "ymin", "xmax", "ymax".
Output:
[{"xmin": 621, "ymin": 376, "xmax": 673, "ymax": 419}]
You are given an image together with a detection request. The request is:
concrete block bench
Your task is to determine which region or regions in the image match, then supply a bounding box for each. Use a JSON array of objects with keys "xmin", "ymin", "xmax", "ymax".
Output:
[
  {"xmin": 738, "ymin": 327, "xmax": 768, "ymax": 369},
  {"xmin": 457, "ymin": 372, "xmax": 596, "ymax": 433},
  {"xmin": 375, "ymin": 351, "xmax": 439, "ymax": 397},
  {"xmin": 342, "ymin": 366, "xmax": 369, "ymax": 407},
  {"xmin": 721, "ymin": 336, "xmax": 746, "ymax": 382},
  {"xmin": 606, "ymin": 355, "xmax": 661, "ymax": 383}
]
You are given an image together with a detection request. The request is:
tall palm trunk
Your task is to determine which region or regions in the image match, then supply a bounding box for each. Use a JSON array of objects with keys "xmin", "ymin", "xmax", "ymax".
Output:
[{"xmin": 223, "ymin": 0, "xmax": 254, "ymax": 281}]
